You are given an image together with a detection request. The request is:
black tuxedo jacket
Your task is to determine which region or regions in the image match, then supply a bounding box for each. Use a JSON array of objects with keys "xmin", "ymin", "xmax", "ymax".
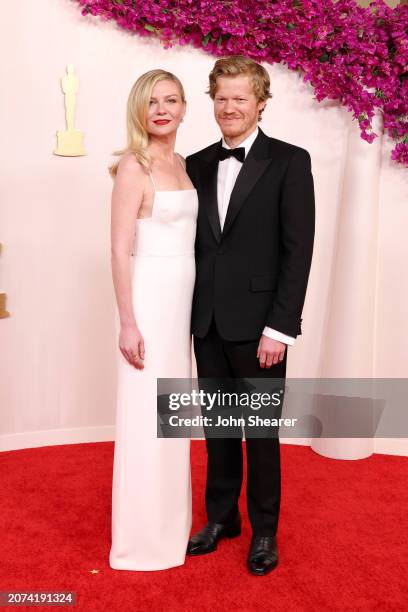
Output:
[{"xmin": 186, "ymin": 128, "xmax": 315, "ymax": 341}]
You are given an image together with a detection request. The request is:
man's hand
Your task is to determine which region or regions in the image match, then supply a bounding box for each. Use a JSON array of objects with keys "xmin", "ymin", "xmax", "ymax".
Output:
[{"xmin": 257, "ymin": 335, "xmax": 286, "ymax": 368}]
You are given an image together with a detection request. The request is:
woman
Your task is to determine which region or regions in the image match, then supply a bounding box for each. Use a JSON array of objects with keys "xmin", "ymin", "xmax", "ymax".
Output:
[{"xmin": 108, "ymin": 70, "xmax": 197, "ymax": 571}]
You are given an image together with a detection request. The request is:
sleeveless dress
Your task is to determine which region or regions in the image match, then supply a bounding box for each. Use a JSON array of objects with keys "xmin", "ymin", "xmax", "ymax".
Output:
[{"xmin": 109, "ymin": 163, "xmax": 198, "ymax": 571}]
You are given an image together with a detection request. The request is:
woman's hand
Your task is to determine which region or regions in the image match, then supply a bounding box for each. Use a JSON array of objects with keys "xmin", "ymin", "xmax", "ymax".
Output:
[{"xmin": 119, "ymin": 323, "xmax": 145, "ymax": 369}]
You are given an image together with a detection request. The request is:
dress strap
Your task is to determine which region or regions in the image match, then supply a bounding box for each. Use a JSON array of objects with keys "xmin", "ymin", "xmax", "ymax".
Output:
[
  {"xmin": 175, "ymin": 153, "xmax": 185, "ymax": 170},
  {"xmin": 148, "ymin": 170, "xmax": 156, "ymax": 192}
]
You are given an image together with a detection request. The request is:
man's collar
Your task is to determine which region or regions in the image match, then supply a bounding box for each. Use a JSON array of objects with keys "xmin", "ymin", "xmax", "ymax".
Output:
[{"xmin": 221, "ymin": 126, "xmax": 259, "ymax": 158}]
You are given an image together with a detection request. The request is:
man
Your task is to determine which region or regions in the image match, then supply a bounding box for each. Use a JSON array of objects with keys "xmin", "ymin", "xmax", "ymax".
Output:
[{"xmin": 185, "ymin": 56, "xmax": 315, "ymax": 575}]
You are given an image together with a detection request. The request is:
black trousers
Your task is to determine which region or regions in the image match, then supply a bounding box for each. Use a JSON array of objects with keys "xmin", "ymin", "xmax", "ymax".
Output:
[{"xmin": 193, "ymin": 315, "xmax": 287, "ymax": 536}]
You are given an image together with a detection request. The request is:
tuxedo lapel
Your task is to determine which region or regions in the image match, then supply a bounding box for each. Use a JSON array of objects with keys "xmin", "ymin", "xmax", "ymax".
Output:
[
  {"xmin": 198, "ymin": 145, "xmax": 222, "ymax": 244},
  {"xmin": 222, "ymin": 129, "xmax": 273, "ymax": 239}
]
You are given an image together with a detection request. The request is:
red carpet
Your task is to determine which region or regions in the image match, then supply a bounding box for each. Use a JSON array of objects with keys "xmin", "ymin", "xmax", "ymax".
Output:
[{"xmin": 1, "ymin": 441, "xmax": 407, "ymax": 611}]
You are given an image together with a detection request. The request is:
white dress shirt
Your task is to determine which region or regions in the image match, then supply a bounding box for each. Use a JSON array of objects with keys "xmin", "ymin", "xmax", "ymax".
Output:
[{"xmin": 217, "ymin": 126, "xmax": 295, "ymax": 346}]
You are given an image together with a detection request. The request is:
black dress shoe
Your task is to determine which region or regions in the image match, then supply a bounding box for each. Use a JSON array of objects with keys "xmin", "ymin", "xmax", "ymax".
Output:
[
  {"xmin": 186, "ymin": 516, "xmax": 241, "ymax": 556},
  {"xmin": 247, "ymin": 535, "xmax": 278, "ymax": 575}
]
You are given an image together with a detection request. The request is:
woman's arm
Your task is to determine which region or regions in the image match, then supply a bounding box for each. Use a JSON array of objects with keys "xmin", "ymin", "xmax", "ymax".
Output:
[{"xmin": 111, "ymin": 153, "xmax": 146, "ymax": 368}]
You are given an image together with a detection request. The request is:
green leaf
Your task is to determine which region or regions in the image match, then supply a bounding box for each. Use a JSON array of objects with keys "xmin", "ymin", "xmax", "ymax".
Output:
[
  {"xmin": 286, "ymin": 23, "xmax": 296, "ymax": 31},
  {"xmin": 217, "ymin": 35, "xmax": 223, "ymax": 48},
  {"xmin": 202, "ymin": 33, "xmax": 211, "ymax": 47},
  {"xmin": 319, "ymin": 53, "xmax": 329, "ymax": 63},
  {"xmin": 144, "ymin": 24, "xmax": 156, "ymax": 32}
]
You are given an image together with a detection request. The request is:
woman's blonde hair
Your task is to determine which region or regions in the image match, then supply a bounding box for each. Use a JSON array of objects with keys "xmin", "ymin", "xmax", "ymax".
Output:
[
  {"xmin": 207, "ymin": 55, "xmax": 272, "ymax": 120},
  {"xmin": 108, "ymin": 69, "xmax": 186, "ymax": 179}
]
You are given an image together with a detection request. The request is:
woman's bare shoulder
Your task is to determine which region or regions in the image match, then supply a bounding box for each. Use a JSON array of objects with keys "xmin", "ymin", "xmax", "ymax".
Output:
[{"xmin": 116, "ymin": 152, "xmax": 148, "ymax": 180}]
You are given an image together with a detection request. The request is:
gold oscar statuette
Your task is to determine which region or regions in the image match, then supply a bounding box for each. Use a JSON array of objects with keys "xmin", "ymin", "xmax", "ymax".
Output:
[
  {"xmin": 0, "ymin": 243, "xmax": 10, "ymax": 319},
  {"xmin": 54, "ymin": 64, "xmax": 86, "ymax": 156}
]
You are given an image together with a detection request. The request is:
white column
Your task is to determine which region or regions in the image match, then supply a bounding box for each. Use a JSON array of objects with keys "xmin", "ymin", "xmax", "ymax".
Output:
[{"xmin": 312, "ymin": 110, "xmax": 383, "ymax": 460}]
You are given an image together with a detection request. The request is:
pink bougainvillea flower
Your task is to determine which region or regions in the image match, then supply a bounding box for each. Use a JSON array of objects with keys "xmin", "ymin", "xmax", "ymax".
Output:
[{"xmin": 76, "ymin": 0, "xmax": 408, "ymax": 168}]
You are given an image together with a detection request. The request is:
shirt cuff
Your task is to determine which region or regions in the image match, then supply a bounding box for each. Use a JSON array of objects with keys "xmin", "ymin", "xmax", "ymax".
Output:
[{"xmin": 262, "ymin": 326, "xmax": 295, "ymax": 346}]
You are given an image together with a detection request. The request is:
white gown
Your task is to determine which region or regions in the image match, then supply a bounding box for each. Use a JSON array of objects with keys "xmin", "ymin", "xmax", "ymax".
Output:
[{"xmin": 109, "ymin": 167, "xmax": 198, "ymax": 571}]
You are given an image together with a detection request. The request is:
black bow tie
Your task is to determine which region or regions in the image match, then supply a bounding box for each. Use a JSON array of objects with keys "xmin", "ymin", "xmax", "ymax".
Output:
[{"xmin": 218, "ymin": 146, "xmax": 245, "ymax": 163}]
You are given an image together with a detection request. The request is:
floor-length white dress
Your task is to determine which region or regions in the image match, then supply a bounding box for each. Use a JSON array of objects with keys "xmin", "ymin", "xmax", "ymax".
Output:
[{"xmin": 109, "ymin": 166, "xmax": 198, "ymax": 571}]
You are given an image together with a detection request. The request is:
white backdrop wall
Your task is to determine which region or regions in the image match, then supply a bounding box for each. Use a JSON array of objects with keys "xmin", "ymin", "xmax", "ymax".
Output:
[{"xmin": 1, "ymin": 0, "xmax": 407, "ymax": 454}]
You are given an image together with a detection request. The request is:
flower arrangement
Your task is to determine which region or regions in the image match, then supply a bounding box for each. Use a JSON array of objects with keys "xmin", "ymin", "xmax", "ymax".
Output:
[{"xmin": 76, "ymin": 0, "xmax": 408, "ymax": 167}]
